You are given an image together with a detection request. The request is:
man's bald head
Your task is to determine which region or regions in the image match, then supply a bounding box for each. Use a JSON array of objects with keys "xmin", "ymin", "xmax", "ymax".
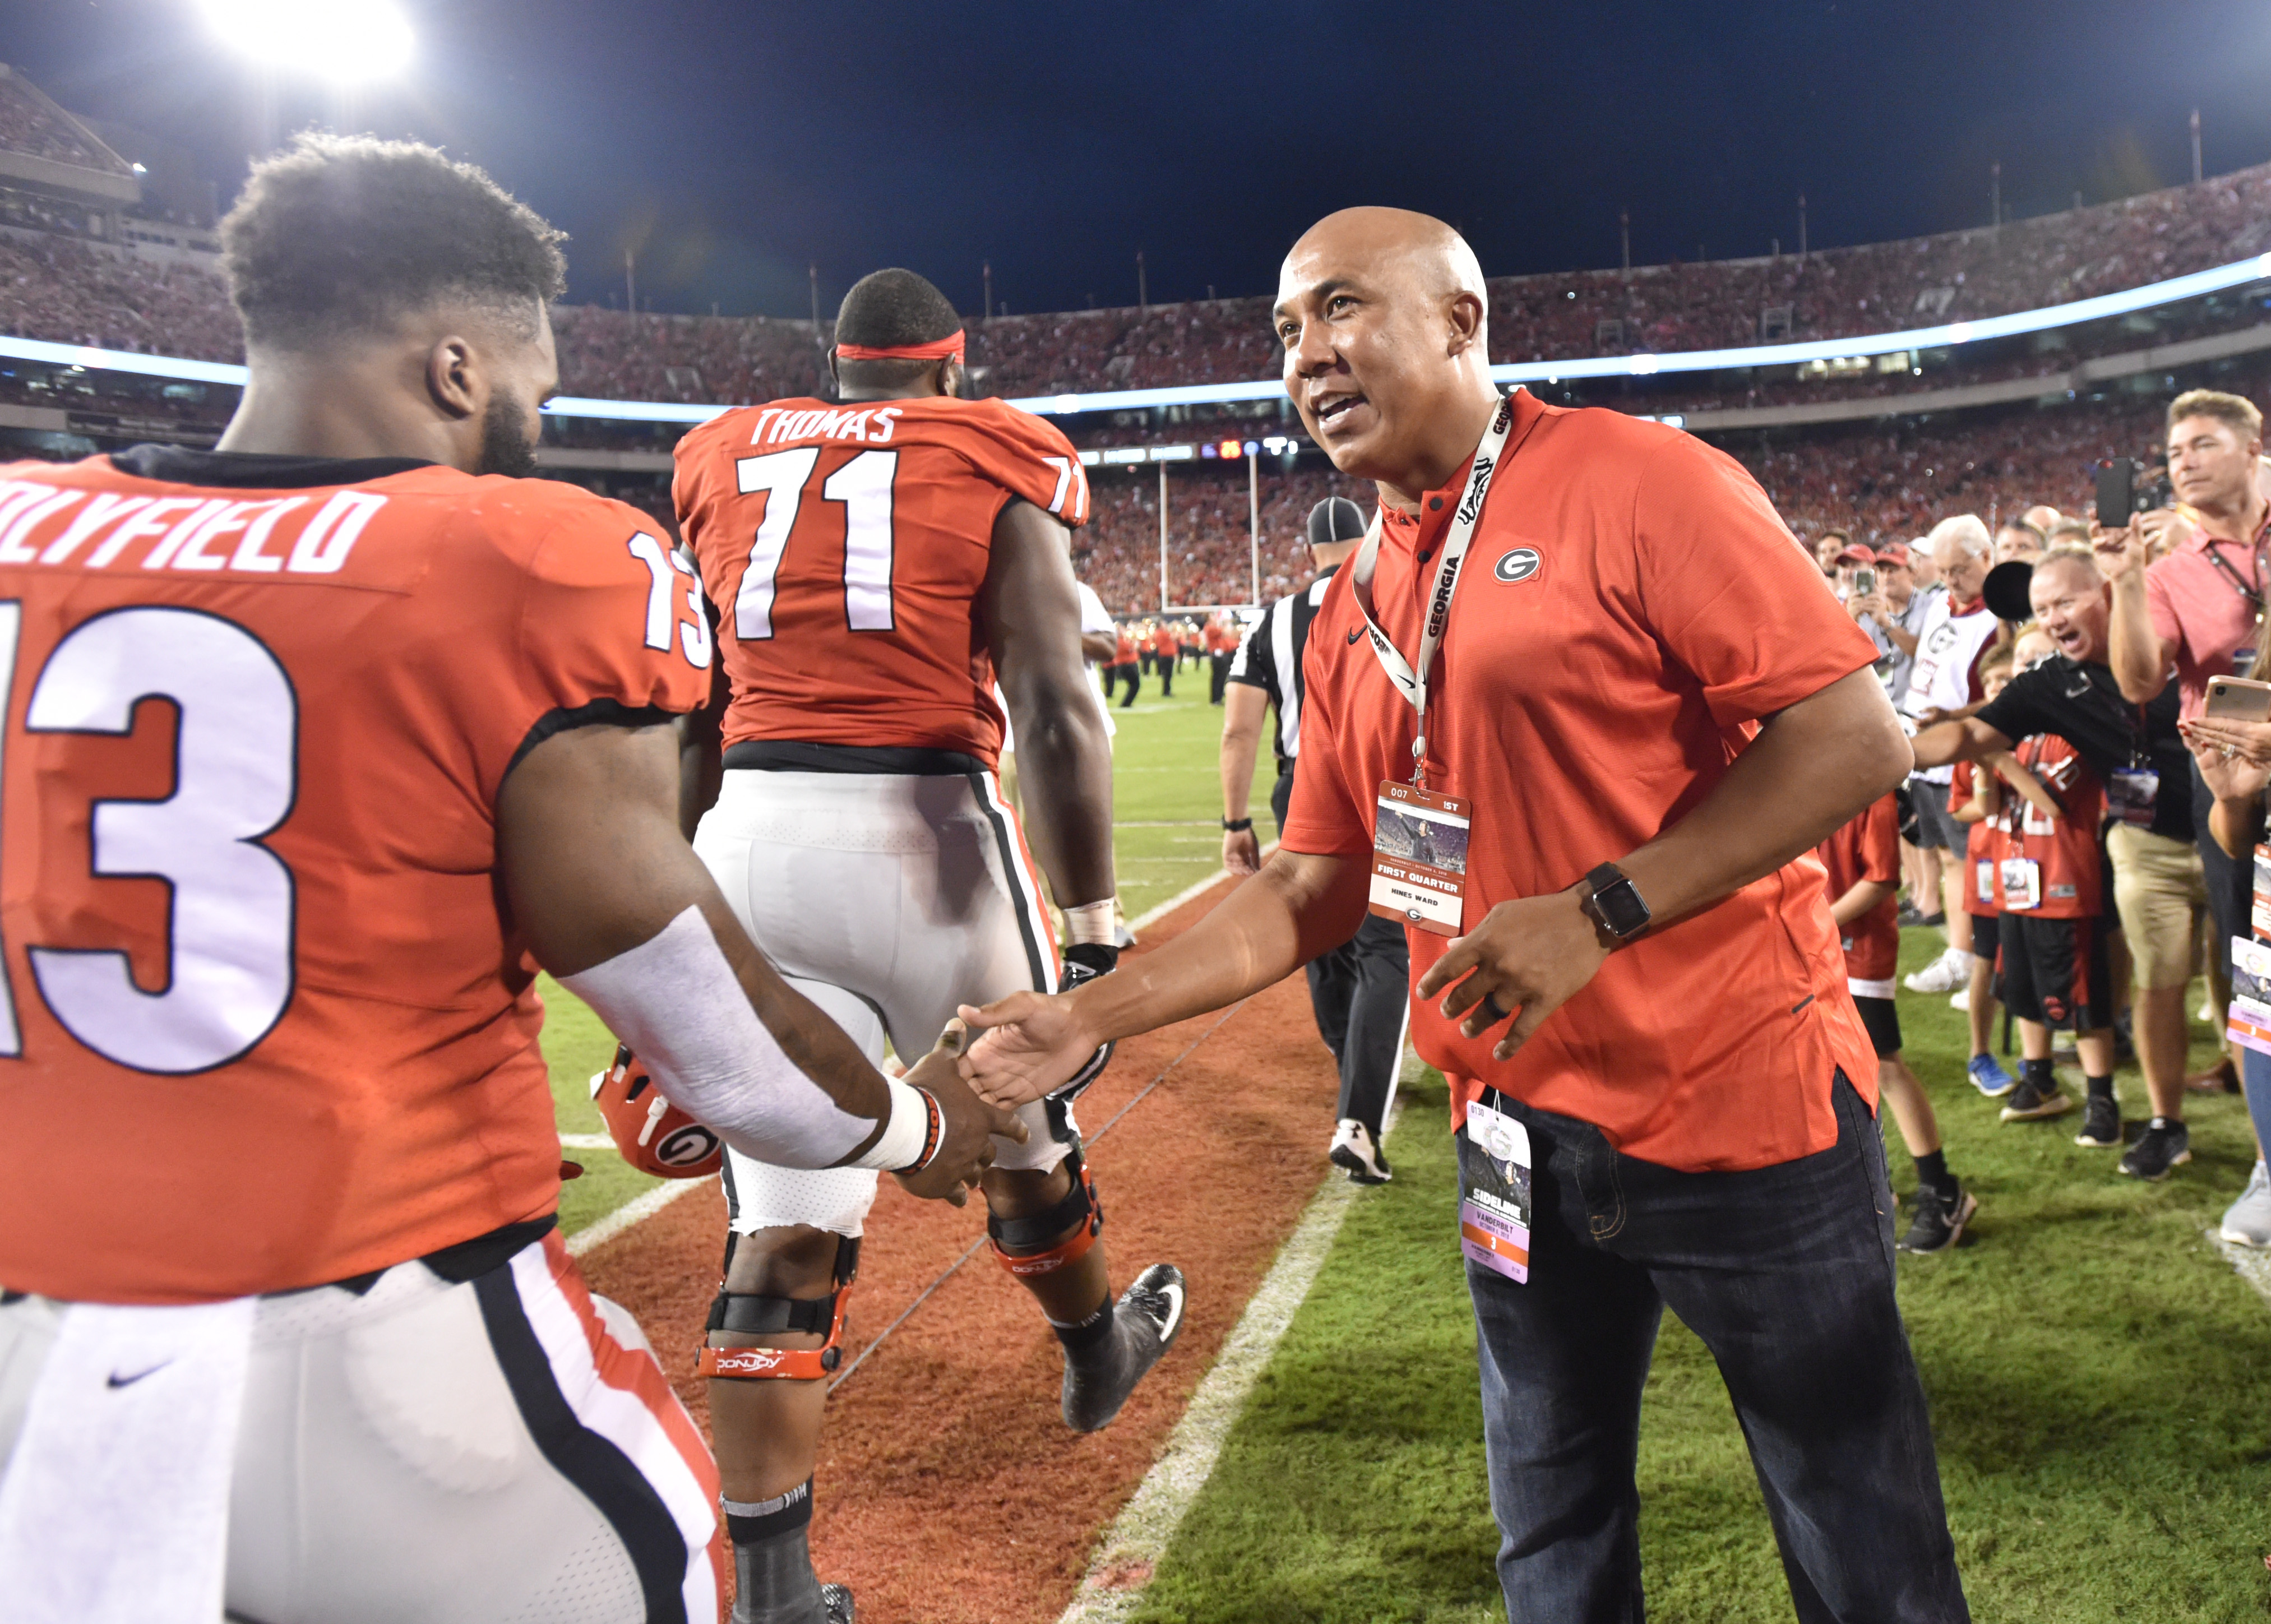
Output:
[
  {"xmin": 1283, "ymin": 207, "xmax": 1487, "ymax": 309},
  {"xmin": 1274, "ymin": 207, "xmax": 1498, "ymax": 503}
]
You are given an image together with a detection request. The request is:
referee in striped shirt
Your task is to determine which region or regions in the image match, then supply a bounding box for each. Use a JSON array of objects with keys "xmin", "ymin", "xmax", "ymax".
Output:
[{"xmin": 1220, "ymin": 496, "xmax": 1410, "ymax": 1183}]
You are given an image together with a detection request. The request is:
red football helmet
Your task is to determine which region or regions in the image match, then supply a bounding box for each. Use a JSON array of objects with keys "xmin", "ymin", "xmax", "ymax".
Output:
[{"xmin": 590, "ymin": 1045, "xmax": 724, "ymax": 1179}]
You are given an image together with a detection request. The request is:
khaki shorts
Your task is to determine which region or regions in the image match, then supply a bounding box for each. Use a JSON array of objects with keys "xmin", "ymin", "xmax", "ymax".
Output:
[{"xmin": 2106, "ymin": 823, "xmax": 2209, "ymax": 991}]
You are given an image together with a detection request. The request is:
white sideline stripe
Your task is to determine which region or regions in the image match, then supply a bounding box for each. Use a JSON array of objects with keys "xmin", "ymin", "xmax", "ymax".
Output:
[
  {"xmin": 1126, "ymin": 844, "xmax": 1272, "ymax": 933},
  {"xmin": 1057, "ymin": 1090, "xmax": 1406, "ymax": 1624},
  {"xmin": 2208, "ymin": 1228, "xmax": 2271, "ymax": 1311},
  {"xmin": 559, "ymin": 1133, "xmax": 615, "ymax": 1150},
  {"xmin": 567, "ymin": 1178, "xmax": 703, "ymax": 1258}
]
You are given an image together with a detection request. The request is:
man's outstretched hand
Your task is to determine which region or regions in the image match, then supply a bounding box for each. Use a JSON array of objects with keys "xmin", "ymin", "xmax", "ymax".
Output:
[
  {"xmin": 955, "ymin": 991, "xmax": 1095, "ymax": 1109},
  {"xmin": 1415, "ymin": 887, "xmax": 1613, "ymax": 1062},
  {"xmin": 892, "ymin": 1020, "xmax": 1028, "ymax": 1206}
]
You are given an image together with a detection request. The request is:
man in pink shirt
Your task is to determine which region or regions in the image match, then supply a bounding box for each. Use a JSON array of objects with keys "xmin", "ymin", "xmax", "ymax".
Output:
[{"xmin": 2101, "ymin": 388, "xmax": 2269, "ymax": 1098}]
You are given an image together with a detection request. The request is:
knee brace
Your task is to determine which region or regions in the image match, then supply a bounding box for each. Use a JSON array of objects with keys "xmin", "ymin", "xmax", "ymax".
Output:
[
  {"xmin": 697, "ymin": 1234, "xmax": 859, "ymax": 1381},
  {"xmin": 987, "ymin": 1146, "xmax": 1102, "ymax": 1279}
]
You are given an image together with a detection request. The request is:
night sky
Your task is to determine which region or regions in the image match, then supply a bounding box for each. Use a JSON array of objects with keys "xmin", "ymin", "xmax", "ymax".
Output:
[{"xmin": 14, "ymin": 1, "xmax": 2271, "ymax": 322}]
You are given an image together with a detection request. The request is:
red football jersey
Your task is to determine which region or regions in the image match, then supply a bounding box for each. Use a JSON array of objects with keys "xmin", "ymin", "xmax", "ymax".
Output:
[
  {"xmin": 1816, "ymin": 792, "xmax": 1901, "ymax": 985},
  {"xmin": 0, "ymin": 450, "xmax": 713, "ymax": 1303},
  {"xmin": 673, "ymin": 395, "xmax": 1089, "ymax": 767},
  {"xmin": 1950, "ymin": 759, "xmax": 2004, "ymax": 918},
  {"xmin": 2004, "ymin": 733, "xmax": 2104, "ymax": 918}
]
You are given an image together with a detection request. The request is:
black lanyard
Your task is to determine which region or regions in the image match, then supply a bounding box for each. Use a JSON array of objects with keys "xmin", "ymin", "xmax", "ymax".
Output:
[{"xmin": 2199, "ymin": 508, "xmax": 2271, "ymax": 610}]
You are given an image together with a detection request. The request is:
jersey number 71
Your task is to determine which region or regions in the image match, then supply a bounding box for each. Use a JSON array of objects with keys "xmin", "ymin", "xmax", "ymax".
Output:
[{"xmin": 730, "ymin": 447, "xmax": 899, "ymax": 640}]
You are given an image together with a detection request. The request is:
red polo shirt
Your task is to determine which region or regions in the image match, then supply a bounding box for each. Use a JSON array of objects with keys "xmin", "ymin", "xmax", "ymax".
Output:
[
  {"xmin": 1282, "ymin": 390, "xmax": 1881, "ymax": 1172},
  {"xmin": 2144, "ymin": 513, "xmax": 2268, "ymax": 718}
]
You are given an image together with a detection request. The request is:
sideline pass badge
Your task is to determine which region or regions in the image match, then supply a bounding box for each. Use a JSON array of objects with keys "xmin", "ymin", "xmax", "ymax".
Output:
[{"xmin": 1369, "ymin": 781, "xmax": 1472, "ymax": 937}]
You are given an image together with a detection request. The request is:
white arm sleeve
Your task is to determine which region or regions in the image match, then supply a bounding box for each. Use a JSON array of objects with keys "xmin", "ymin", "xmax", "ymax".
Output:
[{"xmin": 560, "ymin": 905, "xmax": 922, "ymax": 1169}]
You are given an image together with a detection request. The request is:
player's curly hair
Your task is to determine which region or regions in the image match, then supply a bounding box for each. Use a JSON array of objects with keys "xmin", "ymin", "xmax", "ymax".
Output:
[
  {"xmin": 834, "ymin": 268, "xmax": 960, "ymax": 350},
  {"xmin": 222, "ymin": 132, "xmax": 567, "ymax": 349}
]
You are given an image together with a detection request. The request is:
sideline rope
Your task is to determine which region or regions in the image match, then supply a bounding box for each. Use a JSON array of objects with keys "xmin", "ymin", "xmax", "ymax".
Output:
[{"xmin": 826, "ymin": 1000, "xmax": 1248, "ymax": 1394}]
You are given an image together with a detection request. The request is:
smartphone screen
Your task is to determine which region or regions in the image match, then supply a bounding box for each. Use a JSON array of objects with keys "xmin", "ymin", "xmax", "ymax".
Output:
[
  {"xmin": 1851, "ymin": 566, "xmax": 1876, "ymax": 598},
  {"xmin": 2096, "ymin": 459, "xmax": 2137, "ymax": 530}
]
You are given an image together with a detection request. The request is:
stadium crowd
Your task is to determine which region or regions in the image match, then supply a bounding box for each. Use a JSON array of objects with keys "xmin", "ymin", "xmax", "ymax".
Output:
[
  {"xmin": 3, "ymin": 114, "xmax": 2270, "ymax": 409},
  {"xmin": 0, "ymin": 67, "xmax": 128, "ymax": 176}
]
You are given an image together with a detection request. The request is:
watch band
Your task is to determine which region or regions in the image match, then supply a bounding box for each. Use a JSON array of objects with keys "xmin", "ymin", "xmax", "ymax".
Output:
[
  {"xmin": 1222, "ymin": 817, "xmax": 1253, "ymax": 831},
  {"xmin": 1583, "ymin": 862, "xmax": 1652, "ymax": 941}
]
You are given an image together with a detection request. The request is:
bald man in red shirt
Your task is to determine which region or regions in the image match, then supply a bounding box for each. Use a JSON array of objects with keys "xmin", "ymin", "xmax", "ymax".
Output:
[{"xmin": 959, "ymin": 209, "xmax": 1962, "ymax": 1622}]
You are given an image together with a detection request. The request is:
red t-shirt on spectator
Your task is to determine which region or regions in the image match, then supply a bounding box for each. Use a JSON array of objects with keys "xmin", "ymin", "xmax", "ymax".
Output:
[
  {"xmin": 1282, "ymin": 390, "xmax": 1881, "ymax": 1173},
  {"xmin": 2002, "ymin": 734, "xmax": 2105, "ymax": 918},
  {"xmin": 1949, "ymin": 759, "xmax": 2004, "ymax": 918},
  {"xmin": 1817, "ymin": 793, "xmax": 1902, "ymax": 993}
]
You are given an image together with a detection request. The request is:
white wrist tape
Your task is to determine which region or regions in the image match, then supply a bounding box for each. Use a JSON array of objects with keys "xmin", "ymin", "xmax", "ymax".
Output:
[
  {"xmin": 560, "ymin": 905, "xmax": 873, "ymax": 1168},
  {"xmin": 850, "ymin": 1076, "xmax": 929, "ymax": 1170},
  {"xmin": 1063, "ymin": 899, "xmax": 1116, "ymax": 947}
]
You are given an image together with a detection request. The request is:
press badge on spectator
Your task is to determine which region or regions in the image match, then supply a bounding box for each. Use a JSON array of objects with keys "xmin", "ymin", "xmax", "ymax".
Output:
[
  {"xmin": 2106, "ymin": 767, "xmax": 2159, "ymax": 828},
  {"xmin": 2229, "ymin": 936, "xmax": 2271, "ymax": 1058},
  {"xmin": 2253, "ymin": 844, "xmax": 2271, "ymax": 939},
  {"xmin": 1370, "ymin": 782, "xmax": 1472, "ymax": 935},
  {"xmin": 1460, "ymin": 1093, "xmax": 1532, "ymax": 1284},
  {"xmin": 2000, "ymin": 856, "xmax": 2042, "ymax": 911}
]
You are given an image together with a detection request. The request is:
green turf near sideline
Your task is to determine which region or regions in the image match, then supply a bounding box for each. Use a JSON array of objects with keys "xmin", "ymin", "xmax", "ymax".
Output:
[
  {"xmin": 1076, "ymin": 673, "xmax": 1273, "ymax": 923},
  {"xmin": 1129, "ymin": 925, "xmax": 2271, "ymax": 1623},
  {"xmin": 536, "ymin": 674, "xmax": 1265, "ymax": 1236}
]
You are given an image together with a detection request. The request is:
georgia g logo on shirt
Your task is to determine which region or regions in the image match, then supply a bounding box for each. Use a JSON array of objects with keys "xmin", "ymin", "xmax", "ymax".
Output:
[{"xmin": 1493, "ymin": 547, "xmax": 1542, "ymax": 584}]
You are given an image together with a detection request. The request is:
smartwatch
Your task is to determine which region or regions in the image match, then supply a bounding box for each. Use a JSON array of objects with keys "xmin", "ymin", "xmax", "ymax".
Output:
[{"xmin": 1582, "ymin": 863, "xmax": 1651, "ymax": 942}]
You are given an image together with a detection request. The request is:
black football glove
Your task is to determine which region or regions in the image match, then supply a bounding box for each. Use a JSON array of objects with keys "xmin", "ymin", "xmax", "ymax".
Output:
[{"xmin": 1054, "ymin": 942, "xmax": 1119, "ymax": 1095}]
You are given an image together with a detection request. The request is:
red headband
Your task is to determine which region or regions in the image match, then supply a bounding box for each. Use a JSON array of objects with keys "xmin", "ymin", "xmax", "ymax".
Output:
[{"xmin": 834, "ymin": 331, "xmax": 965, "ymax": 364}]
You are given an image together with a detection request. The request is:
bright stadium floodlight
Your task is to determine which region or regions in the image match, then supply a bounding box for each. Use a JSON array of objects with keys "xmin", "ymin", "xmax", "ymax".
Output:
[{"xmin": 200, "ymin": 0, "xmax": 416, "ymax": 82}]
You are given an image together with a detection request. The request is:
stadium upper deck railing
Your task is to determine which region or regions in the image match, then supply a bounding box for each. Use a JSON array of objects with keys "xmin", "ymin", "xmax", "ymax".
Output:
[{"xmin": 2, "ymin": 251, "xmax": 2267, "ymax": 425}]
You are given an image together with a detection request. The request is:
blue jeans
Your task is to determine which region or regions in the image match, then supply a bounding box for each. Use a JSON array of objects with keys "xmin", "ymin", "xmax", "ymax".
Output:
[
  {"xmin": 1461, "ymin": 1073, "xmax": 1967, "ymax": 1623},
  {"xmin": 2241, "ymin": 1047, "xmax": 2271, "ymax": 1155}
]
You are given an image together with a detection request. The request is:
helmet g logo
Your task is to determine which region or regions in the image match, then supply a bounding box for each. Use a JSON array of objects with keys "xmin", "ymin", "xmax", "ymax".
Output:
[
  {"xmin": 1493, "ymin": 548, "xmax": 1542, "ymax": 585},
  {"xmin": 654, "ymin": 1123, "xmax": 722, "ymax": 1167}
]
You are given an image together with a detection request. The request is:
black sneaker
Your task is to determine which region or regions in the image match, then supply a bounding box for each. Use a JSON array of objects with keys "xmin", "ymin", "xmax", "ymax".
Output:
[
  {"xmin": 1999, "ymin": 1076, "xmax": 2074, "ymax": 1122},
  {"xmin": 1062, "ymin": 1264, "xmax": 1186, "ymax": 1432},
  {"xmin": 1898, "ymin": 1186, "xmax": 1978, "ymax": 1253},
  {"xmin": 1329, "ymin": 1119, "xmax": 1393, "ymax": 1184},
  {"xmin": 2073, "ymin": 1093, "xmax": 2121, "ymax": 1148},
  {"xmin": 2119, "ymin": 1118, "xmax": 2191, "ymax": 1181},
  {"xmin": 1897, "ymin": 902, "xmax": 1928, "ymax": 928}
]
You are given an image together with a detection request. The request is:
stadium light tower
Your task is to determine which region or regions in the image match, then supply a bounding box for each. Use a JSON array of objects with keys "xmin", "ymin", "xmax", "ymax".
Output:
[{"xmin": 199, "ymin": 0, "xmax": 416, "ymax": 84}]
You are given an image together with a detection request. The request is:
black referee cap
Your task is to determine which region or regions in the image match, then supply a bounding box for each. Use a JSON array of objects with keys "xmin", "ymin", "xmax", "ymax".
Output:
[{"xmin": 1307, "ymin": 496, "xmax": 1366, "ymax": 550}]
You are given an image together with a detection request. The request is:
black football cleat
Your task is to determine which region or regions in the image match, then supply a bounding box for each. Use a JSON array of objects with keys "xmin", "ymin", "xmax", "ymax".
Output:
[{"xmin": 1062, "ymin": 1264, "xmax": 1186, "ymax": 1433}]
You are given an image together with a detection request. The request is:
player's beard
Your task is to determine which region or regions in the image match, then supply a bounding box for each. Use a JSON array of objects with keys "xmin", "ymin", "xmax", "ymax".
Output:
[{"xmin": 476, "ymin": 394, "xmax": 540, "ymax": 478}]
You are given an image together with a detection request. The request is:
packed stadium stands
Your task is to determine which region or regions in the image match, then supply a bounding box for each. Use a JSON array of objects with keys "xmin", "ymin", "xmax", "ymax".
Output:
[
  {"xmin": 3, "ymin": 57, "xmax": 2270, "ymax": 607},
  {"xmin": 0, "ymin": 66, "xmax": 129, "ymax": 178}
]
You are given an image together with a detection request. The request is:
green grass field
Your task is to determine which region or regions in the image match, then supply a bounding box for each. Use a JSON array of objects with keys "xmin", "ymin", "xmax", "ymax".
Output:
[
  {"xmin": 1131, "ymin": 938, "xmax": 2271, "ymax": 1623},
  {"xmin": 529, "ymin": 678, "xmax": 2271, "ymax": 1620},
  {"xmin": 539, "ymin": 669, "xmax": 1267, "ymax": 1227}
]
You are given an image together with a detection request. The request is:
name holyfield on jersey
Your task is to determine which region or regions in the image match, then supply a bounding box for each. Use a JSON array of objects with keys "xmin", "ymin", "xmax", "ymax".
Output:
[
  {"xmin": 0, "ymin": 478, "xmax": 390, "ymax": 577},
  {"xmin": 744, "ymin": 405, "xmax": 908, "ymax": 447}
]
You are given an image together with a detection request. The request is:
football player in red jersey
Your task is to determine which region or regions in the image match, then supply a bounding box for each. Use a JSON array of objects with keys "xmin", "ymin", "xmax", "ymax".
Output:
[
  {"xmin": 674, "ymin": 269, "xmax": 1186, "ymax": 1624},
  {"xmin": 0, "ymin": 137, "xmax": 1017, "ymax": 1624}
]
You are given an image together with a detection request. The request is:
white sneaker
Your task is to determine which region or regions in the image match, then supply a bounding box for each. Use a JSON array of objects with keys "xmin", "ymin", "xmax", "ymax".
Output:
[
  {"xmin": 2222, "ymin": 1160, "xmax": 2271, "ymax": 1247},
  {"xmin": 1949, "ymin": 988, "xmax": 1971, "ymax": 1012},
  {"xmin": 1328, "ymin": 1118, "xmax": 1391, "ymax": 1184},
  {"xmin": 1903, "ymin": 948, "xmax": 1973, "ymax": 995}
]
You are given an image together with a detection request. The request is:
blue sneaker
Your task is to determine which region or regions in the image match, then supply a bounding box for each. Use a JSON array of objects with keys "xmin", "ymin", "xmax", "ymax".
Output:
[{"xmin": 1967, "ymin": 1053, "xmax": 2017, "ymax": 1098}]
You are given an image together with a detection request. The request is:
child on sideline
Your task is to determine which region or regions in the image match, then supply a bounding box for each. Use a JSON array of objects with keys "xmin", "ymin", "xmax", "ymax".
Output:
[
  {"xmin": 1992, "ymin": 626, "xmax": 2123, "ymax": 1135},
  {"xmin": 1819, "ymin": 789, "xmax": 1980, "ymax": 1252}
]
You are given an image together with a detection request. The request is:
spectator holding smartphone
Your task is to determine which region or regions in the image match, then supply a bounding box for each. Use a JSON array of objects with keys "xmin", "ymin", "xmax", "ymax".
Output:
[
  {"xmin": 2099, "ymin": 391, "xmax": 2271, "ymax": 1094},
  {"xmin": 2180, "ymin": 709, "xmax": 2271, "ymax": 1243},
  {"xmin": 1848, "ymin": 542, "xmax": 1931, "ymax": 707},
  {"xmin": 1902, "ymin": 516, "xmax": 2005, "ymax": 996}
]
